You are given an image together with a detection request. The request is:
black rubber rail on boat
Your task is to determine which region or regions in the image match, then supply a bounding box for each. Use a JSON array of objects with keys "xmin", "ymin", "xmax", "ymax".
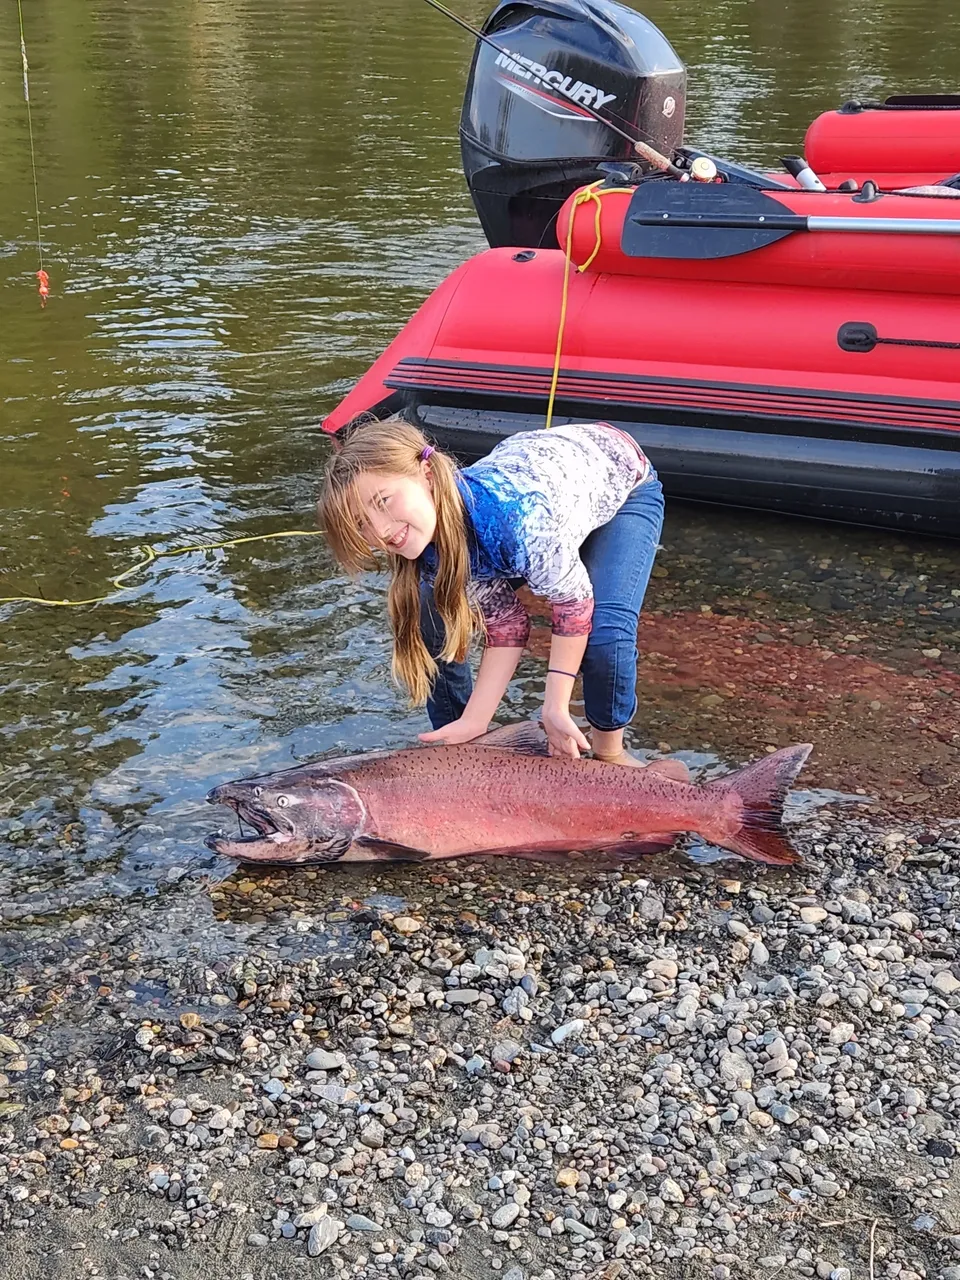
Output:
[
  {"xmin": 838, "ymin": 321, "xmax": 960, "ymax": 353},
  {"xmin": 622, "ymin": 181, "xmax": 960, "ymax": 259}
]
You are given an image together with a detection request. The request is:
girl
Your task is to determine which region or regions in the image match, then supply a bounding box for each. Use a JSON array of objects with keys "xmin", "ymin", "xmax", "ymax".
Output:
[{"xmin": 319, "ymin": 417, "xmax": 666, "ymax": 766}]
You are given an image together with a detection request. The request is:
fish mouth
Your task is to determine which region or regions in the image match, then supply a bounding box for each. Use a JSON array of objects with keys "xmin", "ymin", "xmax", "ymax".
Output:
[{"xmin": 205, "ymin": 790, "xmax": 299, "ymax": 860}]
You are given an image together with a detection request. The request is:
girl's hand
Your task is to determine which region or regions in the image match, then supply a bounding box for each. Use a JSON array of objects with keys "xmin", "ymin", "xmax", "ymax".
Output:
[
  {"xmin": 541, "ymin": 706, "xmax": 591, "ymax": 760},
  {"xmin": 419, "ymin": 717, "xmax": 490, "ymax": 746}
]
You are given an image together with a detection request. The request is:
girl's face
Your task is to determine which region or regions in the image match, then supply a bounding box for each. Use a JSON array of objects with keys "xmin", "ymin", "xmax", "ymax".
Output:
[{"xmin": 353, "ymin": 465, "xmax": 437, "ymax": 559}]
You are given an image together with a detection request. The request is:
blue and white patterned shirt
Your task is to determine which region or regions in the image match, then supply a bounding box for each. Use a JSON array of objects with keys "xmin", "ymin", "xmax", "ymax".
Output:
[{"xmin": 421, "ymin": 423, "xmax": 650, "ymax": 647}]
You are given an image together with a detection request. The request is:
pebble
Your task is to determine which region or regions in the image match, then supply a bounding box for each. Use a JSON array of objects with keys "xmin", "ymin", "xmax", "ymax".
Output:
[
  {"xmin": 550, "ymin": 1019, "xmax": 584, "ymax": 1044},
  {"xmin": 888, "ymin": 911, "xmax": 916, "ymax": 931},
  {"xmin": 799, "ymin": 906, "xmax": 828, "ymax": 924},
  {"xmin": 446, "ymin": 988, "xmax": 481, "ymax": 1005},
  {"xmin": 564, "ymin": 1217, "xmax": 594, "ymax": 1238},
  {"xmin": 305, "ymin": 1048, "xmax": 346, "ymax": 1071},
  {"xmin": 502, "ymin": 988, "xmax": 530, "ymax": 1018},
  {"xmin": 491, "ymin": 1039, "xmax": 523, "ymax": 1064},
  {"xmin": 492, "ymin": 1203, "xmax": 521, "ymax": 1229},
  {"xmin": 295, "ymin": 1205, "xmax": 329, "ymax": 1228},
  {"xmin": 345, "ymin": 1214, "xmax": 380, "ymax": 1232},
  {"xmin": 360, "ymin": 1119, "xmax": 385, "ymax": 1148},
  {"xmin": 307, "ymin": 1217, "xmax": 343, "ymax": 1255},
  {"xmin": 169, "ymin": 1108, "xmax": 192, "ymax": 1127},
  {"xmin": 927, "ymin": 1138, "xmax": 956, "ymax": 1158},
  {"xmin": 390, "ymin": 916, "xmax": 422, "ymax": 935}
]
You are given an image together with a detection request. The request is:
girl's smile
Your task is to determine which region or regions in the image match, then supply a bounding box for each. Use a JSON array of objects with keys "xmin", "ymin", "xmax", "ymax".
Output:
[{"xmin": 353, "ymin": 467, "xmax": 437, "ymax": 559}]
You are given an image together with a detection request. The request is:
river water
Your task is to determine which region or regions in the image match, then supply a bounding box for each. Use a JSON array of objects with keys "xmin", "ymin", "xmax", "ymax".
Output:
[{"xmin": 1, "ymin": 0, "xmax": 959, "ymax": 952}]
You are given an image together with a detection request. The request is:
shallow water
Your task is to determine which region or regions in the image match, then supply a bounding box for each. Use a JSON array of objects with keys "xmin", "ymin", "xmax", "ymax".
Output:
[{"xmin": 1, "ymin": 0, "xmax": 959, "ymax": 952}]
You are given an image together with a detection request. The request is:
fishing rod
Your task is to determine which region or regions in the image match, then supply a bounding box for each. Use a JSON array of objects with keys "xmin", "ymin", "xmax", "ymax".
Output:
[{"xmin": 421, "ymin": 0, "xmax": 694, "ymax": 180}]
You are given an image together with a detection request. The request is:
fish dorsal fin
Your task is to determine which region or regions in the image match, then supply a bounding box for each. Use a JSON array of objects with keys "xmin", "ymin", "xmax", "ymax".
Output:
[{"xmin": 472, "ymin": 721, "xmax": 551, "ymax": 756}]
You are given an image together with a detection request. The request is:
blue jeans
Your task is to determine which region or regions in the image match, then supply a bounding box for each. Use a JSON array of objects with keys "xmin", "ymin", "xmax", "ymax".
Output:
[{"xmin": 421, "ymin": 472, "xmax": 665, "ymax": 733}]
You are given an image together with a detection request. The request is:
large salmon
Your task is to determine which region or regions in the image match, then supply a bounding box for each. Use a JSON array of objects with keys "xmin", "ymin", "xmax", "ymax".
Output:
[{"xmin": 205, "ymin": 723, "xmax": 811, "ymax": 868}]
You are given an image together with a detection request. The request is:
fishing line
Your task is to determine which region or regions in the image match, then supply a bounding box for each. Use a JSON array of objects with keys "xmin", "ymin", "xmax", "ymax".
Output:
[
  {"xmin": 16, "ymin": 0, "xmax": 49, "ymax": 305},
  {"xmin": 0, "ymin": 529, "xmax": 326, "ymax": 610}
]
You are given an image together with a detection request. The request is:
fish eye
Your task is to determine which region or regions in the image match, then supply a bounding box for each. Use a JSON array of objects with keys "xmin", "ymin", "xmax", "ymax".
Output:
[
  {"xmin": 254, "ymin": 787, "xmax": 262, "ymax": 799},
  {"xmin": 276, "ymin": 794, "xmax": 290, "ymax": 808}
]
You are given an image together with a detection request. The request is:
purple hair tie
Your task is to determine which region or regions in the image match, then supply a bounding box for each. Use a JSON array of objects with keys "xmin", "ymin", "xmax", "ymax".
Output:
[{"xmin": 420, "ymin": 445, "xmax": 435, "ymax": 460}]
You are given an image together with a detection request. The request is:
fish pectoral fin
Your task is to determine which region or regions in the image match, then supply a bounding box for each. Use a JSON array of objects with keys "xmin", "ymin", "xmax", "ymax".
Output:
[
  {"xmin": 595, "ymin": 833, "xmax": 679, "ymax": 857},
  {"xmin": 472, "ymin": 720, "xmax": 551, "ymax": 757},
  {"xmin": 354, "ymin": 837, "xmax": 432, "ymax": 862}
]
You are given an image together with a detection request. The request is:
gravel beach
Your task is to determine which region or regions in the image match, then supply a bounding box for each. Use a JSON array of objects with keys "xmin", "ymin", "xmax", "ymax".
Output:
[
  {"xmin": 2, "ymin": 806, "xmax": 959, "ymax": 1280},
  {"xmin": 2, "ymin": 5, "xmax": 959, "ymax": 1277}
]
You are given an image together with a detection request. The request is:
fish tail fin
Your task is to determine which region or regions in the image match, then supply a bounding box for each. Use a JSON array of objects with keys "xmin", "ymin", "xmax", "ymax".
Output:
[{"xmin": 704, "ymin": 744, "xmax": 812, "ymax": 866}]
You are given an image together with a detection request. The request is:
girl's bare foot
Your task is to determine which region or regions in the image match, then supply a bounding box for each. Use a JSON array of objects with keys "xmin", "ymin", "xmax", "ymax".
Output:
[
  {"xmin": 593, "ymin": 749, "xmax": 644, "ymax": 768},
  {"xmin": 593, "ymin": 750, "xmax": 690, "ymax": 782}
]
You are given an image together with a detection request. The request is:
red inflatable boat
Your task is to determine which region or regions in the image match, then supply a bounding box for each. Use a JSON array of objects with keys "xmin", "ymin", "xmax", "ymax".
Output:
[
  {"xmin": 804, "ymin": 96, "xmax": 960, "ymax": 190},
  {"xmin": 323, "ymin": 2, "xmax": 960, "ymax": 536}
]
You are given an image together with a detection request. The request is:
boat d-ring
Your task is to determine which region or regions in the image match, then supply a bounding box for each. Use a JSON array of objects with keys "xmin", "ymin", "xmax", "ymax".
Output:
[{"xmin": 852, "ymin": 180, "xmax": 883, "ymax": 203}]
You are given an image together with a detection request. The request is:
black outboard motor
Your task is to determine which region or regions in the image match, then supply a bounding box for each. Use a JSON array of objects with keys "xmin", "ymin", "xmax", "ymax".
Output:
[{"xmin": 461, "ymin": 0, "xmax": 686, "ymax": 249}]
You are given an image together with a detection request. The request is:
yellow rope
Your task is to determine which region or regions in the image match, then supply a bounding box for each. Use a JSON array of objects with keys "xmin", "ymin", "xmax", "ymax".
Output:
[
  {"xmin": 578, "ymin": 186, "xmax": 606, "ymax": 273},
  {"xmin": 544, "ymin": 184, "xmax": 633, "ymax": 430},
  {"xmin": 0, "ymin": 529, "xmax": 326, "ymax": 609}
]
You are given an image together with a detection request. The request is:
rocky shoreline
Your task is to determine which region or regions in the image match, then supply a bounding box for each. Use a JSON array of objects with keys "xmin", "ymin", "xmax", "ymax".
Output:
[{"xmin": 2, "ymin": 808, "xmax": 960, "ymax": 1280}]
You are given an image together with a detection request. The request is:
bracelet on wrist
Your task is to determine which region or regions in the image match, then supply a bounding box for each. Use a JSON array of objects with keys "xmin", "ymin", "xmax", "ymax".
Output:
[{"xmin": 547, "ymin": 668, "xmax": 579, "ymax": 679}]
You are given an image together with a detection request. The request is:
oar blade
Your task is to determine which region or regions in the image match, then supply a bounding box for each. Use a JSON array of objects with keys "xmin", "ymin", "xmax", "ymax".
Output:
[{"xmin": 621, "ymin": 180, "xmax": 794, "ymax": 260}]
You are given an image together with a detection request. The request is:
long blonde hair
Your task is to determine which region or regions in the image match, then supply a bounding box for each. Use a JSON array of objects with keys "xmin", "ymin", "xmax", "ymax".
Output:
[{"xmin": 318, "ymin": 417, "xmax": 477, "ymax": 705}]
